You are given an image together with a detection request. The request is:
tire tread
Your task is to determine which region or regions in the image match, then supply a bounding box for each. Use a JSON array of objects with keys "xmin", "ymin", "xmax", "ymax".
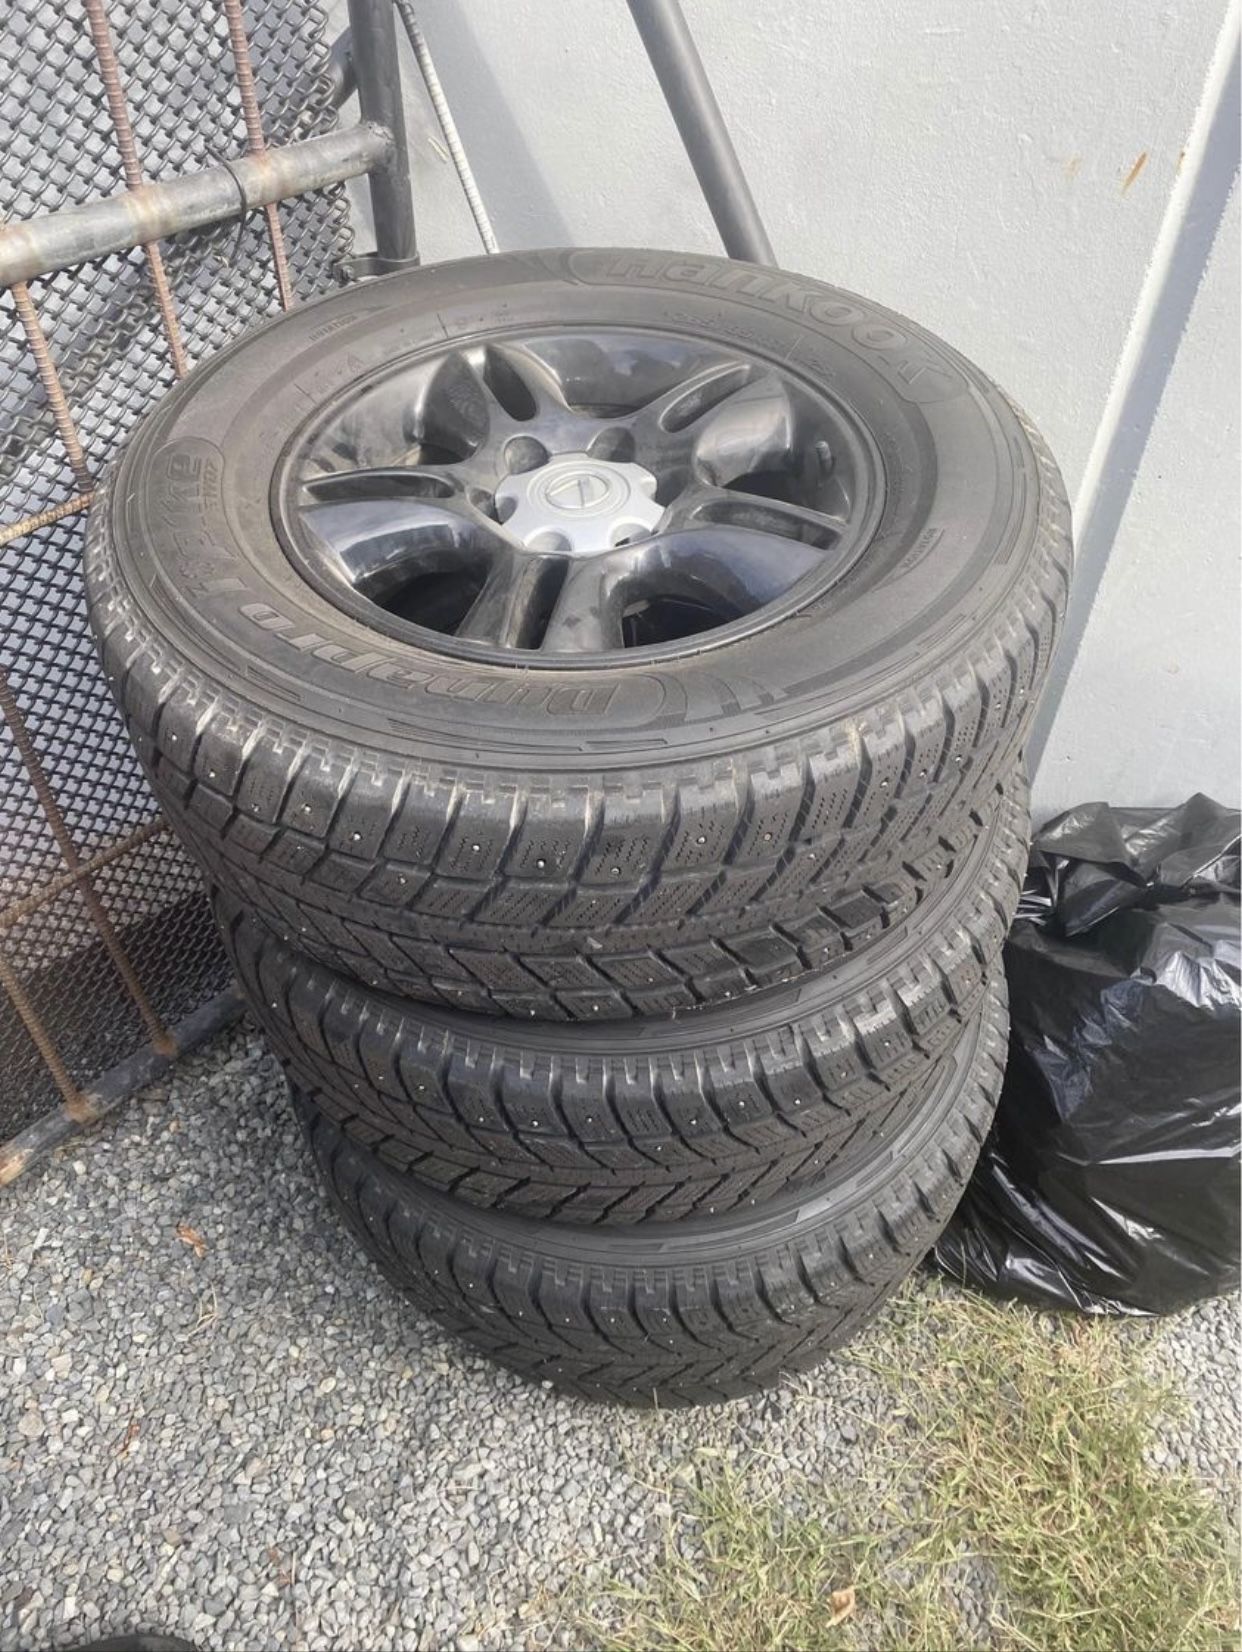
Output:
[{"xmin": 298, "ymin": 982, "xmax": 1008, "ymax": 1405}]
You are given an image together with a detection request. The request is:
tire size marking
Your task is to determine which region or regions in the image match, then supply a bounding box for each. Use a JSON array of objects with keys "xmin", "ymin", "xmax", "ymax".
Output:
[{"xmin": 148, "ymin": 439, "xmax": 241, "ymax": 594}]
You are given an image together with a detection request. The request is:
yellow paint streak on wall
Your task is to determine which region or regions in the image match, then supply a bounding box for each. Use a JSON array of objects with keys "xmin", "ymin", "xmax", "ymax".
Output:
[{"xmin": 1122, "ymin": 151, "xmax": 1149, "ymax": 192}]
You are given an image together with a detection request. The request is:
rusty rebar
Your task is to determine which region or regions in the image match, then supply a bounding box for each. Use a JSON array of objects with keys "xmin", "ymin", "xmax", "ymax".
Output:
[
  {"xmin": 0, "ymin": 987, "xmax": 245, "ymax": 1185},
  {"xmin": 81, "ymin": 0, "xmax": 190, "ymax": 377},
  {"xmin": 393, "ymin": 0, "xmax": 498, "ymax": 253},
  {"xmin": 8, "ymin": 284, "xmax": 93, "ymax": 491},
  {"xmin": 0, "ymin": 492, "xmax": 95, "ymax": 549},
  {"xmin": 0, "ymin": 948, "xmax": 87, "ymax": 1120},
  {"xmin": 222, "ymin": 0, "xmax": 295, "ymax": 309},
  {"xmin": 0, "ymin": 817, "xmax": 170, "ymax": 930},
  {"xmin": 0, "ymin": 668, "xmax": 174, "ymax": 1055}
]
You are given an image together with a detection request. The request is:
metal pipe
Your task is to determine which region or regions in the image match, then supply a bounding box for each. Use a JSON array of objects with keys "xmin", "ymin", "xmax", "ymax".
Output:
[
  {"xmin": 347, "ymin": 0, "xmax": 419, "ymax": 269},
  {"xmin": 625, "ymin": 0, "xmax": 774, "ymax": 265},
  {"xmin": 0, "ymin": 125, "xmax": 391, "ymax": 289},
  {"xmin": 393, "ymin": 0, "xmax": 498, "ymax": 254}
]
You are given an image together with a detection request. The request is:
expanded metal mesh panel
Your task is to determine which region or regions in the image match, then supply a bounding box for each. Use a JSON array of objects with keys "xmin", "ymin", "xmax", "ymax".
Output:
[{"xmin": 0, "ymin": 0, "xmax": 353, "ymax": 1141}]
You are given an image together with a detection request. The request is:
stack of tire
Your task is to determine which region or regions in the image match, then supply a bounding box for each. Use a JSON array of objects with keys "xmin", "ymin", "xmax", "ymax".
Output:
[{"xmin": 87, "ymin": 251, "xmax": 1071, "ymax": 1406}]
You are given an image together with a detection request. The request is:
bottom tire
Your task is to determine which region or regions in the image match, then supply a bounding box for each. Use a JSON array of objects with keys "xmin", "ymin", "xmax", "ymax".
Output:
[{"xmin": 296, "ymin": 980, "xmax": 1008, "ymax": 1407}]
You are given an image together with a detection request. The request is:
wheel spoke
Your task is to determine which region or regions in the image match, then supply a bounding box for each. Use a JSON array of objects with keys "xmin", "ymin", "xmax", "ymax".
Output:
[
  {"xmin": 423, "ymin": 346, "xmax": 598, "ymax": 487},
  {"xmin": 456, "ymin": 547, "xmax": 562, "ymax": 648},
  {"xmin": 539, "ymin": 552, "xmax": 636, "ymax": 653},
  {"xmin": 482, "ymin": 342, "xmax": 573, "ymax": 418},
  {"xmin": 689, "ymin": 371, "xmax": 801, "ymax": 486},
  {"xmin": 666, "ymin": 486, "xmax": 849, "ymax": 548},
  {"xmin": 635, "ymin": 525, "xmax": 834, "ymax": 611},
  {"xmin": 480, "ymin": 342, "xmax": 600, "ymax": 436},
  {"xmin": 620, "ymin": 359, "xmax": 809, "ymax": 497},
  {"xmin": 299, "ymin": 493, "xmax": 509, "ymax": 600},
  {"xmin": 300, "ymin": 353, "xmax": 495, "ymax": 475},
  {"xmin": 299, "ymin": 379, "xmax": 425, "ymax": 475},
  {"xmin": 301, "ymin": 467, "xmax": 460, "ymax": 503},
  {"xmin": 631, "ymin": 359, "xmax": 752, "ymax": 437},
  {"xmin": 417, "ymin": 351, "xmax": 496, "ymax": 458}
]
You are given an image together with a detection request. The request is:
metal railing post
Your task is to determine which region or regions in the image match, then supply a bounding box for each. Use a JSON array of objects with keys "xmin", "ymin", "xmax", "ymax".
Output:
[
  {"xmin": 347, "ymin": 0, "xmax": 419, "ymax": 268},
  {"xmin": 625, "ymin": 0, "xmax": 775, "ymax": 265}
]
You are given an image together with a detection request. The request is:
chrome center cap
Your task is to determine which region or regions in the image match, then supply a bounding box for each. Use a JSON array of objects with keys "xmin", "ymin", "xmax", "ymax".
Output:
[{"xmin": 494, "ymin": 452, "xmax": 663, "ymax": 556}]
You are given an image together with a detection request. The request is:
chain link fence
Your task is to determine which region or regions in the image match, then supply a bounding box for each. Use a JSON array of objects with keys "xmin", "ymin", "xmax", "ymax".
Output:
[{"xmin": 1, "ymin": 0, "xmax": 355, "ymax": 1175}]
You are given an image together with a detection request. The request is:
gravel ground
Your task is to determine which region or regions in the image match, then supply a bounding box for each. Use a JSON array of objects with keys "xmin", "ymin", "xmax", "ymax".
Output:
[{"xmin": 2, "ymin": 1022, "xmax": 1238, "ymax": 1652}]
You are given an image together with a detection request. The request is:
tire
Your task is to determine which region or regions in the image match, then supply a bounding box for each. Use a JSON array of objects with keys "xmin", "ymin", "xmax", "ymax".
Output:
[
  {"xmin": 296, "ymin": 978, "xmax": 1008, "ymax": 1406},
  {"xmin": 180, "ymin": 774, "xmax": 994, "ymax": 1020},
  {"xmin": 220, "ymin": 774, "xmax": 1026, "ymax": 1223},
  {"xmin": 87, "ymin": 249, "xmax": 1070, "ymax": 1017}
]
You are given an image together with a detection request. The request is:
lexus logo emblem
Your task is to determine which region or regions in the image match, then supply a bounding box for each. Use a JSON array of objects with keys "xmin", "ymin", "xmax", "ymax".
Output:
[{"xmin": 545, "ymin": 469, "xmax": 610, "ymax": 511}]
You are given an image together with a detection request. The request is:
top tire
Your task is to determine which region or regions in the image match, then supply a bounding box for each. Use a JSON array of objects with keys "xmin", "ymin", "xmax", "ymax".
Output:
[{"xmin": 87, "ymin": 249, "xmax": 1070, "ymax": 1017}]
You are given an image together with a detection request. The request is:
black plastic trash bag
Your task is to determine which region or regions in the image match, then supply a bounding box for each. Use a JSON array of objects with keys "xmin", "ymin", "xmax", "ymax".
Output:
[{"xmin": 934, "ymin": 792, "xmax": 1241, "ymax": 1315}]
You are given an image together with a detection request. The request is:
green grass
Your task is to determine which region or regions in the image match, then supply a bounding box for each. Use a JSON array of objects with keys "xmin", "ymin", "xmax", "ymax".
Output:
[{"xmin": 571, "ymin": 1285, "xmax": 1239, "ymax": 1652}]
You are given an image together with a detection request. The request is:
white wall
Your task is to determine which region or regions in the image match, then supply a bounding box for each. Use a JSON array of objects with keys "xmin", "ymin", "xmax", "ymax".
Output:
[
  {"xmin": 337, "ymin": 0, "xmax": 1240, "ymax": 812},
  {"xmin": 1038, "ymin": 182, "xmax": 1240, "ymax": 813}
]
